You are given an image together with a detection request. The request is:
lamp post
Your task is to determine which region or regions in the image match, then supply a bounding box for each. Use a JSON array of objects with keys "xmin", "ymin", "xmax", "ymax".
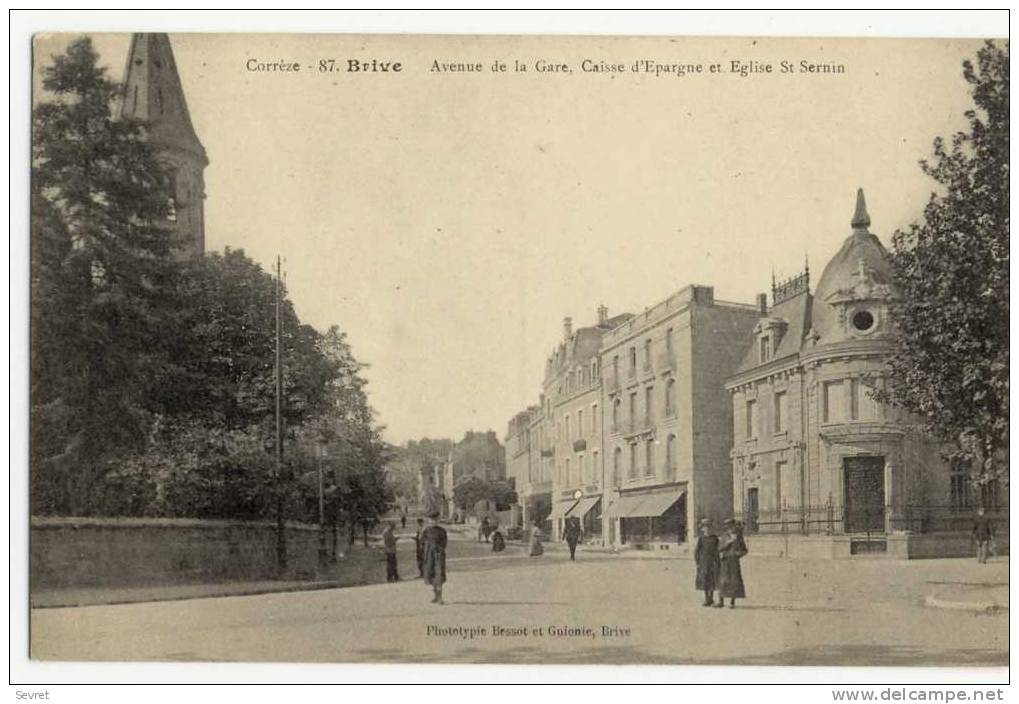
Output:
[{"xmin": 317, "ymin": 442, "xmax": 328, "ymax": 568}]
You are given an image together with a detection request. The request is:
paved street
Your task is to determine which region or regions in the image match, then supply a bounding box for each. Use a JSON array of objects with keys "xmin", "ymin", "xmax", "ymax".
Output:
[{"xmin": 31, "ymin": 536, "xmax": 1007, "ymax": 666}]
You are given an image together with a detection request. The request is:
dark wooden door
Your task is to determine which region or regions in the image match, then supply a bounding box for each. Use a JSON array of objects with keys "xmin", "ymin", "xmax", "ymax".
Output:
[
  {"xmin": 746, "ymin": 488, "xmax": 759, "ymax": 533},
  {"xmin": 843, "ymin": 456, "xmax": 885, "ymax": 533}
]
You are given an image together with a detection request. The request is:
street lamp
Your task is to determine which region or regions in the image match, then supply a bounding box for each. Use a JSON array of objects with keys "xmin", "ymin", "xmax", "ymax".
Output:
[{"xmin": 317, "ymin": 442, "xmax": 328, "ymax": 568}]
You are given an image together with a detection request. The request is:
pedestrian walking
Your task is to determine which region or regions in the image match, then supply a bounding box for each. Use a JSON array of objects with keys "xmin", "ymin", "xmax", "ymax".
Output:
[
  {"xmin": 401, "ymin": 510, "xmax": 407, "ymax": 530},
  {"xmin": 479, "ymin": 515, "xmax": 491, "ymax": 543},
  {"xmin": 382, "ymin": 521, "xmax": 400, "ymax": 583},
  {"xmin": 717, "ymin": 518, "xmax": 748, "ymax": 608},
  {"xmin": 414, "ymin": 517, "xmax": 425, "ymax": 577},
  {"xmin": 528, "ymin": 520, "xmax": 544, "ymax": 557},
  {"xmin": 564, "ymin": 516, "xmax": 582, "ymax": 561},
  {"xmin": 973, "ymin": 506, "xmax": 995, "ymax": 564},
  {"xmin": 694, "ymin": 518, "xmax": 720, "ymax": 607},
  {"xmin": 421, "ymin": 513, "xmax": 448, "ymax": 604}
]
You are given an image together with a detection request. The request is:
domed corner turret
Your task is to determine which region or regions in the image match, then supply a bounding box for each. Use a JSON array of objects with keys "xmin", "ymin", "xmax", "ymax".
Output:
[{"xmin": 809, "ymin": 189, "xmax": 896, "ymax": 346}]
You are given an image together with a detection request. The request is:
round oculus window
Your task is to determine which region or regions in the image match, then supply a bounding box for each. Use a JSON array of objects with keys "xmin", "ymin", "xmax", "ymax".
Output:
[{"xmin": 852, "ymin": 310, "xmax": 875, "ymax": 332}]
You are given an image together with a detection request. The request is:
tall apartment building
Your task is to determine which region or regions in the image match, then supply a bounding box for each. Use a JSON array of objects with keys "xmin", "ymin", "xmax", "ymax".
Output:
[
  {"xmin": 599, "ymin": 286, "xmax": 760, "ymax": 549},
  {"xmin": 544, "ymin": 308, "xmax": 632, "ymax": 541}
]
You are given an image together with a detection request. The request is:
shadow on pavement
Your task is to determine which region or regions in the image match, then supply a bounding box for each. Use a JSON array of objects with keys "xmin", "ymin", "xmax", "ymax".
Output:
[{"xmin": 451, "ymin": 600, "xmax": 570, "ymax": 607}]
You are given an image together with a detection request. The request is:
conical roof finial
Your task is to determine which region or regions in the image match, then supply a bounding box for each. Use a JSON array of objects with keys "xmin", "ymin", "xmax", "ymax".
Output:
[{"xmin": 851, "ymin": 188, "xmax": 871, "ymax": 230}]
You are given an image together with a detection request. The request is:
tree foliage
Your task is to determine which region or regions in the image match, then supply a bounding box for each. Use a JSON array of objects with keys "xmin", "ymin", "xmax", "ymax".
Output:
[
  {"xmin": 881, "ymin": 40, "xmax": 1009, "ymax": 487},
  {"xmin": 31, "ymin": 37, "xmax": 178, "ymax": 513},
  {"xmin": 31, "ymin": 37, "xmax": 393, "ymax": 526}
]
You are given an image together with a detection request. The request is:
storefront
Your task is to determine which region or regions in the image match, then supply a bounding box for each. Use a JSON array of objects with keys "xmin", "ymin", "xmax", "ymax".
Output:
[
  {"xmin": 616, "ymin": 486, "xmax": 687, "ymax": 547},
  {"xmin": 565, "ymin": 495, "xmax": 602, "ymax": 541}
]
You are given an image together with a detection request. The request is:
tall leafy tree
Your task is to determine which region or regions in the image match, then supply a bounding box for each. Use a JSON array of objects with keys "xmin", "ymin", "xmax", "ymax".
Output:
[
  {"xmin": 31, "ymin": 37, "xmax": 177, "ymax": 513},
  {"xmin": 881, "ymin": 41, "xmax": 1009, "ymax": 493}
]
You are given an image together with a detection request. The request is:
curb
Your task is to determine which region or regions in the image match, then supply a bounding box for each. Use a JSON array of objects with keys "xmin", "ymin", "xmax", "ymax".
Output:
[
  {"xmin": 924, "ymin": 592, "xmax": 1008, "ymax": 613},
  {"xmin": 30, "ymin": 579, "xmax": 357, "ymax": 609}
]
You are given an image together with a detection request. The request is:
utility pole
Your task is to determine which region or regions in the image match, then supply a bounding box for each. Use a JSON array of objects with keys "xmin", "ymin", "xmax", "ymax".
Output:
[{"xmin": 275, "ymin": 255, "xmax": 287, "ymax": 571}]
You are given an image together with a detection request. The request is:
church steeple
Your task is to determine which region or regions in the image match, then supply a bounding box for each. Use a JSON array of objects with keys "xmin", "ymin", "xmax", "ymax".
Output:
[{"xmin": 121, "ymin": 33, "xmax": 208, "ymax": 256}]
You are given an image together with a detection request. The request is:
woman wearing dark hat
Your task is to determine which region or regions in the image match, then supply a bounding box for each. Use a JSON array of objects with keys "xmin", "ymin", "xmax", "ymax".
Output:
[
  {"xmin": 694, "ymin": 517, "xmax": 721, "ymax": 607},
  {"xmin": 717, "ymin": 518, "xmax": 748, "ymax": 608},
  {"xmin": 421, "ymin": 513, "xmax": 448, "ymax": 605}
]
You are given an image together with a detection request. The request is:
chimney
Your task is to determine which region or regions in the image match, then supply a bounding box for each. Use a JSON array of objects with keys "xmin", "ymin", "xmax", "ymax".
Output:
[
  {"xmin": 597, "ymin": 305, "xmax": 608, "ymax": 325},
  {"xmin": 563, "ymin": 316, "xmax": 573, "ymax": 339},
  {"xmin": 756, "ymin": 293, "xmax": 768, "ymax": 314}
]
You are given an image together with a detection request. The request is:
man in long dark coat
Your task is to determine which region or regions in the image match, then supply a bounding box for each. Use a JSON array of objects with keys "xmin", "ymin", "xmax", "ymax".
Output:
[
  {"xmin": 421, "ymin": 514, "xmax": 448, "ymax": 604},
  {"xmin": 694, "ymin": 518, "xmax": 720, "ymax": 606},
  {"xmin": 563, "ymin": 516, "xmax": 583, "ymax": 561},
  {"xmin": 717, "ymin": 518, "xmax": 748, "ymax": 608},
  {"xmin": 973, "ymin": 507, "xmax": 995, "ymax": 563},
  {"xmin": 413, "ymin": 517, "xmax": 425, "ymax": 577}
]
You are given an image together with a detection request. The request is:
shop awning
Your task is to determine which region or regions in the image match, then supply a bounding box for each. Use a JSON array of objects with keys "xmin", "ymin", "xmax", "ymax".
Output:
[
  {"xmin": 630, "ymin": 489, "xmax": 685, "ymax": 518},
  {"xmin": 566, "ymin": 495, "xmax": 601, "ymax": 519},
  {"xmin": 614, "ymin": 493, "xmax": 649, "ymax": 518},
  {"xmin": 550, "ymin": 500, "xmax": 578, "ymax": 520},
  {"xmin": 617, "ymin": 489, "xmax": 686, "ymax": 518}
]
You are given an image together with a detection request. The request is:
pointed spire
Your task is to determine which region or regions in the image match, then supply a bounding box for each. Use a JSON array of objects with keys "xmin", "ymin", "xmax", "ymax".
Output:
[
  {"xmin": 121, "ymin": 33, "xmax": 207, "ymax": 164},
  {"xmin": 851, "ymin": 188, "xmax": 871, "ymax": 231}
]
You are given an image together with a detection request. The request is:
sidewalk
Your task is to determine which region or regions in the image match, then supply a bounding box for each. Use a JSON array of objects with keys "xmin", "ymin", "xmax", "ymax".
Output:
[{"xmin": 925, "ymin": 566, "xmax": 1009, "ymax": 613}]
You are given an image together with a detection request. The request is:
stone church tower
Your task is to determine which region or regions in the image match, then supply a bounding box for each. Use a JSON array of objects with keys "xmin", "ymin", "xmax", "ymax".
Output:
[{"xmin": 119, "ymin": 33, "xmax": 208, "ymax": 257}]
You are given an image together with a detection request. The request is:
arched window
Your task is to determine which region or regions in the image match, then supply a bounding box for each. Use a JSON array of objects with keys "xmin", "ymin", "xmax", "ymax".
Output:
[
  {"xmin": 645, "ymin": 438, "xmax": 654, "ymax": 476},
  {"xmin": 665, "ymin": 378, "xmax": 676, "ymax": 417},
  {"xmin": 667, "ymin": 434, "xmax": 677, "ymax": 478}
]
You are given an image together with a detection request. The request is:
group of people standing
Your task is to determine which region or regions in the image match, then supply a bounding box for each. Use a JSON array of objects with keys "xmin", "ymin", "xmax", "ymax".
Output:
[
  {"xmin": 382, "ymin": 515, "xmax": 448, "ymax": 603},
  {"xmin": 695, "ymin": 517, "xmax": 748, "ymax": 608}
]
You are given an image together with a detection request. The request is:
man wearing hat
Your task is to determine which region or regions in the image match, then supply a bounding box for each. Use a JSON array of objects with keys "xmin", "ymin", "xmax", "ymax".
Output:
[
  {"xmin": 718, "ymin": 518, "xmax": 748, "ymax": 608},
  {"xmin": 421, "ymin": 513, "xmax": 448, "ymax": 605},
  {"xmin": 694, "ymin": 517, "xmax": 721, "ymax": 607}
]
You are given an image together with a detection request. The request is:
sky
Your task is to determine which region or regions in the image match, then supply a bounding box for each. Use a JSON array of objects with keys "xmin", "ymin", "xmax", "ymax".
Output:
[{"xmin": 32, "ymin": 33, "xmax": 986, "ymax": 445}]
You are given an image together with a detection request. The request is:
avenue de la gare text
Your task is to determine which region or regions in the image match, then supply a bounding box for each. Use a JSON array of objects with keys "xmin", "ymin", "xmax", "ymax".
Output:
[{"xmin": 241, "ymin": 56, "xmax": 846, "ymax": 77}]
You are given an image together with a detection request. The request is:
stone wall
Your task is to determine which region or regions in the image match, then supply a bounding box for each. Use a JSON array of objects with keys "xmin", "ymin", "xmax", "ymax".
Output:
[{"xmin": 31, "ymin": 516, "xmax": 336, "ymax": 590}]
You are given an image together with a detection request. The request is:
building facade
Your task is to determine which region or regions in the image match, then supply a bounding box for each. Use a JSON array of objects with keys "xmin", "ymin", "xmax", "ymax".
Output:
[
  {"xmin": 544, "ymin": 309, "xmax": 633, "ymax": 541},
  {"xmin": 725, "ymin": 191, "xmax": 1004, "ymax": 558},
  {"xmin": 120, "ymin": 33, "xmax": 208, "ymax": 257},
  {"xmin": 599, "ymin": 286, "xmax": 760, "ymax": 550}
]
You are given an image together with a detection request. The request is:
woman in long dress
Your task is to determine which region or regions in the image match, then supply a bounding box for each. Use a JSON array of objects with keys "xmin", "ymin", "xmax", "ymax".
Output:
[
  {"xmin": 717, "ymin": 518, "xmax": 748, "ymax": 608},
  {"xmin": 421, "ymin": 514, "xmax": 448, "ymax": 604},
  {"xmin": 527, "ymin": 520, "xmax": 544, "ymax": 557}
]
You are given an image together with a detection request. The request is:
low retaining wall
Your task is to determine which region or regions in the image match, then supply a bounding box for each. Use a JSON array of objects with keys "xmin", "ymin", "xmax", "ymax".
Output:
[
  {"xmin": 744, "ymin": 531, "xmax": 1009, "ymax": 560},
  {"xmin": 31, "ymin": 516, "xmax": 340, "ymax": 590}
]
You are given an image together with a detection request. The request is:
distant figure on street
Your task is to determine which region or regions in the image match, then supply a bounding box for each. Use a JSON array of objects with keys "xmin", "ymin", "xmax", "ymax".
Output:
[
  {"xmin": 479, "ymin": 515, "xmax": 492, "ymax": 543},
  {"xmin": 528, "ymin": 520, "xmax": 544, "ymax": 557},
  {"xmin": 401, "ymin": 509, "xmax": 407, "ymax": 530},
  {"xmin": 414, "ymin": 517, "xmax": 425, "ymax": 577},
  {"xmin": 491, "ymin": 529, "xmax": 506, "ymax": 552},
  {"xmin": 383, "ymin": 521, "xmax": 399, "ymax": 583},
  {"xmin": 422, "ymin": 513, "xmax": 448, "ymax": 604},
  {"xmin": 694, "ymin": 518, "xmax": 720, "ymax": 607},
  {"xmin": 973, "ymin": 506, "xmax": 996, "ymax": 564},
  {"xmin": 717, "ymin": 518, "xmax": 748, "ymax": 608},
  {"xmin": 563, "ymin": 516, "xmax": 583, "ymax": 561}
]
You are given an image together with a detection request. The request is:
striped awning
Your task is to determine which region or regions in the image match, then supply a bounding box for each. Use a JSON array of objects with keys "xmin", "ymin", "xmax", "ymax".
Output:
[
  {"xmin": 566, "ymin": 495, "xmax": 601, "ymax": 519},
  {"xmin": 616, "ymin": 489, "xmax": 685, "ymax": 518}
]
